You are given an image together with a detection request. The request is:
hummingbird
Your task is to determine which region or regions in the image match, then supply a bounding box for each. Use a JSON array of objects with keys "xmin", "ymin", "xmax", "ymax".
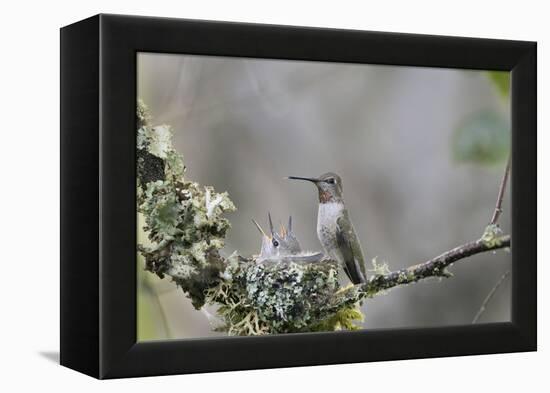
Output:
[{"xmin": 287, "ymin": 172, "xmax": 367, "ymax": 284}]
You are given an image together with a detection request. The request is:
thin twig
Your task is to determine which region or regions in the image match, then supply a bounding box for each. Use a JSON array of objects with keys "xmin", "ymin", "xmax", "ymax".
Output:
[
  {"xmin": 490, "ymin": 157, "xmax": 511, "ymax": 225},
  {"xmin": 472, "ymin": 270, "xmax": 511, "ymax": 324},
  {"xmin": 360, "ymin": 235, "xmax": 511, "ymax": 297}
]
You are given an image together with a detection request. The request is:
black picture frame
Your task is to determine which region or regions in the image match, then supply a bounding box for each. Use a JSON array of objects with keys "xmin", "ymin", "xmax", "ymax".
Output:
[{"xmin": 60, "ymin": 14, "xmax": 537, "ymax": 379}]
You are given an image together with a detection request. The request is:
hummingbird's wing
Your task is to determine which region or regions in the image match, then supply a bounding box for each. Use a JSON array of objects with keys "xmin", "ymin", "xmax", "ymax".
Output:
[{"xmin": 336, "ymin": 214, "xmax": 367, "ymax": 284}]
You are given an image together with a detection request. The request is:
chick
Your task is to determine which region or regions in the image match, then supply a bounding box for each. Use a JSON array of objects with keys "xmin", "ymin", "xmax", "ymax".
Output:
[{"xmin": 252, "ymin": 213, "xmax": 323, "ymax": 263}]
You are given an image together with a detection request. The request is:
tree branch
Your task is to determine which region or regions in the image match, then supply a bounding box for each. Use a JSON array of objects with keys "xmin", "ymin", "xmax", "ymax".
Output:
[
  {"xmin": 490, "ymin": 156, "xmax": 511, "ymax": 225},
  {"xmin": 137, "ymin": 100, "xmax": 513, "ymax": 334},
  {"xmin": 360, "ymin": 235, "xmax": 511, "ymax": 297}
]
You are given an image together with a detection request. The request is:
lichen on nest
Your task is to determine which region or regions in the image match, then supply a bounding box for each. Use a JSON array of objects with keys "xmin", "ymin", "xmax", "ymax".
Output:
[{"xmin": 207, "ymin": 257, "xmax": 364, "ymax": 335}]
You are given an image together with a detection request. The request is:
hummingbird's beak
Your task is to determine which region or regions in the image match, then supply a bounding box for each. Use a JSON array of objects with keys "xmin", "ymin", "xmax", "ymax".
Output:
[{"xmin": 287, "ymin": 176, "xmax": 319, "ymax": 183}]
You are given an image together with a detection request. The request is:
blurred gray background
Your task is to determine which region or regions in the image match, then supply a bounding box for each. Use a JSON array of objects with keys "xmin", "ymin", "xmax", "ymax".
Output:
[{"xmin": 137, "ymin": 52, "xmax": 511, "ymax": 340}]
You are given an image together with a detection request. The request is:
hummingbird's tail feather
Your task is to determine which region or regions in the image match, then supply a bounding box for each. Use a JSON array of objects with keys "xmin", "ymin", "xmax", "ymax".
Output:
[
  {"xmin": 341, "ymin": 257, "xmax": 366, "ymax": 284},
  {"xmin": 347, "ymin": 259, "xmax": 366, "ymax": 284},
  {"xmin": 335, "ymin": 221, "xmax": 367, "ymax": 284}
]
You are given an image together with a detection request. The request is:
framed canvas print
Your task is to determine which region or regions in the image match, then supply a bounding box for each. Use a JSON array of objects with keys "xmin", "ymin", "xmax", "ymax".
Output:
[{"xmin": 60, "ymin": 14, "xmax": 536, "ymax": 379}]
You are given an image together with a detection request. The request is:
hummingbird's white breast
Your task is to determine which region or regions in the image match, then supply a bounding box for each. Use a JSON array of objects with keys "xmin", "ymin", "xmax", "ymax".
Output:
[{"xmin": 317, "ymin": 202, "xmax": 344, "ymax": 259}]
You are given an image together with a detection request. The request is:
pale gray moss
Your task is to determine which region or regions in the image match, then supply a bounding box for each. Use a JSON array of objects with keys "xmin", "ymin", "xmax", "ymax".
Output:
[{"xmin": 137, "ymin": 102, "xmax": 235, "ymax": 309}]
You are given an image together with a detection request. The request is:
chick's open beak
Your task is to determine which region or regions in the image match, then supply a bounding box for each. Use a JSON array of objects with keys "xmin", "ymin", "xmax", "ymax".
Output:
[{"xmin": 252, "ymin": 219, "xmax": 269, "ymax": 238}]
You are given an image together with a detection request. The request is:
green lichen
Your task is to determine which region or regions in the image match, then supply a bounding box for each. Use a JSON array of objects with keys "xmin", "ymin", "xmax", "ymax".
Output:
[
  {"xmin": 137, "ymin": 101, "xmax": 236, "ymax": 309},
  {"xmin": 310, "ymin": 305, "xmax": 365, "ymax": 331},
  {"xmin": 481, "ymin": 224, "xmax": 503, "ymax": 248},
  {"xmin": 137, "ymin": 98, "xmax": 151, "ymax": 129}
]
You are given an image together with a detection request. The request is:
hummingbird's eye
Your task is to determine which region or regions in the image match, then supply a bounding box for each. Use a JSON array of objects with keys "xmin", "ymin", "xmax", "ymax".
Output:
[
  {"xmin": 272, "ymin": 239, "xmax": 279, "ymax": 247},
  {"xmin": 327, "ymin": 178, "xmax": 335, "ymax": 184}
]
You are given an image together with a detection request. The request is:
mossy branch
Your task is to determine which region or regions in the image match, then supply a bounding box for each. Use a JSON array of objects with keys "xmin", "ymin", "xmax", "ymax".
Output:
[
  {"xmin": 354, "ymin": 235, "xmax": 510, "ymax": 298},
  {"xmin": 136, "ymin": 100, "xmax": 511, "ymax": 336}
]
